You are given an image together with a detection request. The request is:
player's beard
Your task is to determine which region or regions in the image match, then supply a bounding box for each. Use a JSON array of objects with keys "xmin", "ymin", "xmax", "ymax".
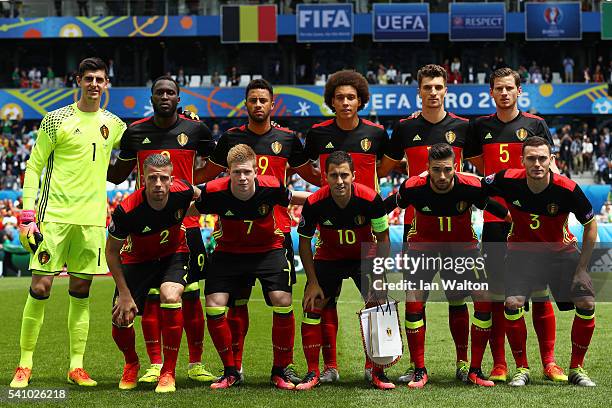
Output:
[
  {"xmin": 153, "ymin": 104, "xmax": 176, "ymax": 118},
  {"xmin": 248, "ymin": 110, "xmax": 270, "ymax": 124}
]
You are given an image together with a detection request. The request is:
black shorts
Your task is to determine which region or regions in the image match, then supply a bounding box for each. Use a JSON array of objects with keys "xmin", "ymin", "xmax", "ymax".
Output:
[
  {"xmin": 240, "ymin": 233, "xmax": 295, "ymax": 289},
  {"xmin": 314, "ymin": 259, "xmax": 367, "ymax": 299},
  {"xmin": 403, "ymin": 248, "xmax": 487, "ymax": 300},
  {"xmin": 505, "ymin": 250, "xmax": 592, "ymax": 310},
  {"xmin": 205, "ymin": 249, "xmax": 292, "ymax": 296},
  {"xmin": 186, "ymin": 227, "xmax": 207, "ymax": 283},
  {"xmin": 113, "ymin": 252, "xmax": 189, "ymax": 316},
  {"xmin": 481, "ymin": 222, "xmax": 511, "ymax": 294}
]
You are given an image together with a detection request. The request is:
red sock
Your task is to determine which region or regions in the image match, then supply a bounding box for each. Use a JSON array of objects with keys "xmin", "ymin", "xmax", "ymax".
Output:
[
  {"xmin": 207, "ymin": 312, "xmax": 235, "ymax": 368},
  {"xmin": 532, "ymin": 300, "xmax": 556, "ymax": 366},
  {"xmin": 112, "ymin": 324, "xmax": 138, "ymax": 364},
  {"xmin": 570, "ymin": 309, "xmax": 595, "ymax": 368},
  {"xmin": 227, "ymin": 303, "xmax": 249, "ymax": 370},
  {"xmin": 272, "ymin": 308, "xmax": 295, "ymax": 368},
  {"xmin": 470, "ymin": 302, "xmax": 492, "ymax": 369},
  {"xmin": 320, "ymin": 306, "xmax": 338, "ymax": 369},
  {"xmin": 160, "ymin": 306, "xmax": 184, "ymax": 376},
  {"xmin": 490, "ymin": 302, "xmax": 507, "ymax": 367},
  {"xmin": 301, "ymin": 310, "xmax": 322, "ymax": 375},
  {"xmin": 449, "ymin": 303, "xmax": 469, "ymax": 362},
  {"xmin": 505, "ymin": 308, "xmax": 528, "ymax": 368},
  {"xmin": 405, "ymin": 302, "xmax": 426, "ymax": 368},
  {"xmin": 182, "ymin": 296, "xmax": 204, "ymax": 364},
  {"xmin": 141, "ymin": 297, "xmax": 162, "ymax": 365}
]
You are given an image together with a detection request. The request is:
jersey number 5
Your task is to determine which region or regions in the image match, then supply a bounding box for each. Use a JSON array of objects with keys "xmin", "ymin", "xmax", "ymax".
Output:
[{"xmin": 499, "ymin": 143, "xmax": 510, "ymax": 163}]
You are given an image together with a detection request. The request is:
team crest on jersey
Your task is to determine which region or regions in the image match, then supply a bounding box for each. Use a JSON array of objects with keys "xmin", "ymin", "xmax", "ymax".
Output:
[
  {"xmin": 177, "ymin": 132, "xmax": 189, "ymax": 146},
  {"xmin": 386, "ymin": 327, "xmax": 392, "ymax": 337},
  {"xmin": 354, "ymin": 215, "xmax": 366, "ymax": 226},
  {"xmin": 445, "ymin": 131, "xmax": 456, "ymax": 144},
  {"xmin": 484, "ymin": 174, "xmax": 495, "ymax": 184},
  {"xmin": 516, "ymin": 128, "xmax": 528, "ymax": 141},
  {"xmin": 100, "ymin": 124, "xmax": 109, "ymax": 139},
  {"xmin": 175, "ymin": 208, "xmax": 184, "ymax": 221},
  {"xmin": 456, "ymin": 201, "xmax": 469, "ymax": 213},
  {"xmin": 360, "ymin": 138, "xmax": 372, "ymax": 152},
  {"xmin": 108, "ymin": 220, "xmax": 116, "ymax": 233},
  {"xmin": 547, "ymin": 203, "xmax": 559, "ymax": 216},
  {"xmin": 271, "ymin": 141, "xmax": 282, "ymax": 155},
  {"xmin": 258, "ymin": 203, "xmax": 271, "ymax": 216},
  {"xmin": 38, "ymin": 251, "xmax": 50, "ymax": 265}
]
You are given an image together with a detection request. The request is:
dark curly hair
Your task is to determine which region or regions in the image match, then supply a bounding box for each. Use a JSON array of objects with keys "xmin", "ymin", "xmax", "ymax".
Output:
[{"xmin": 324, "ymin": 70, "xmax": 369, "ymax": 113}]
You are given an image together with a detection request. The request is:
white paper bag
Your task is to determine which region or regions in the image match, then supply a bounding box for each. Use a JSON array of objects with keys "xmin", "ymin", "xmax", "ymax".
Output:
[{"xmin": 369, "ymin": 304, "xmax": 403, "ymax": 357}]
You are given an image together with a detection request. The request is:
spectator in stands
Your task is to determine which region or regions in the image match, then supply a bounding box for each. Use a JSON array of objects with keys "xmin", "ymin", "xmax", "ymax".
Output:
[
  {"xmin": 563, "ymin": 56, "xmax": 575, "ymax": 82},
  {"xmin": 583, "ymin": 66, "xmax": 591, "ymax": 83},
  {"xmin": 176, "ymin": 67, "xmax": 186, "ymax": 86},
  {"xmin": 211, "ymin": 71, "xmax": 221, "ymax": 87},
  {"xmin": 596, "ymin": 153, "xmax": 609, "ymax": 184},
  {"xmin": 77, "ymin": 0, "xmax": 88, "ymax": 16},
  {"xmin": 582, "ymin": 136, "xmax": 594, "ymax": 173},
  {"xmin": 450, "ymin": 57, "xmax": 461, "ymax": 75},
  {"xmin": 45, "ymin": 66, "xmax": 55, "ymax": 88},
  {"xmin": 571, "ymin": 134, "xmax": 583, "ymax": 175},
  {"xmin": 19, "ymin": 70, "xmax": 28, "ymax": 88},
  {"xmin": 108, "ymin": 59, "xmax": 116, "ymax": 85},
  {"xmin": 466, "ymin": 64, "xmax": 475, "ymax": 83},
  {"xmin": 228, "ymin": 66, "xmax": 240, "ymax": 86},
  {"xmin": 542, "ymin": 66, "xmax": 552, "ymax": 83},
  {"xmin": 599, "ymin": 201, "xmax": 612, "ymax": 223},
  {"xmin": 559, "ymin": 129, "xmax": 573, "ymax": 167},
  {"xmin": 449, "ymin": 68, "xmax": 463, "ymax": 84},
  {"xmin": 593, "ymin": 65, "xmax": 604, "ymax": 83},
  {"xmin": 386, "ymin": 64, "xmax": 398, "ymax": 84},
  {"xmin": 186, "ymin": 0, "xmax": 200, "ymax": 15},
  {"xmin": 518, "ymin": 65, "xmax": 529, "ymax": 83},
  {"xmin": 377, "ymin": 64, "xmax": 388, "ymax": 84},
  {"xmin": 607, "ymin": 61, "xmax": 612, "ymax": 83},
  {"xmin": 11, "ymin": 67, "xmax": 20, "ymax": 88},
  {"xmin": 211, "ymin": 123, "xmax": 222, "ymax": 142}
]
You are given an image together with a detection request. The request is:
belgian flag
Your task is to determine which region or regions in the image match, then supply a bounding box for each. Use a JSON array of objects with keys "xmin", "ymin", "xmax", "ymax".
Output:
[{"xmin": 221, "ymin": 5, "xmax": 277, "ymax": 43}]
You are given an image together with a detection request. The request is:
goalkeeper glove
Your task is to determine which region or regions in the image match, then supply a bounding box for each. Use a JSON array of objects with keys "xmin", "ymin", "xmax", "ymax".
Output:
[{"xmin": 18, "ymin": 210, "xmax": 43, "ymax": 253}]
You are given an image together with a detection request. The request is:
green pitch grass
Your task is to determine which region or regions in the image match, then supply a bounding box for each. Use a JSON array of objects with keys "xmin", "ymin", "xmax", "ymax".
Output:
[{"xmin": 0, "ymin": 275, "xmax": 609, "ymax": 407}]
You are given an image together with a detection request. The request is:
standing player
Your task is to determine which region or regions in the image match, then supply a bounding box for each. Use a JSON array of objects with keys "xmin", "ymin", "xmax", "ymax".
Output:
[
  {"xmin": 303, "ymin": 70, "xmax": 389, "ymax": 382},
  {"xmin": 295, "ymin": 151, "xmax": 393, "ymax": 390},
  {"xmin": 197, "ymin": 78, "xmax": 320, "ymax": 382},
  {"xmin": 193, "ymin": 144, "xmax": 309, "ymax": 389},
  {"xmin": 11, "ymin": 57, "xmax": 126, "ymax": 388},
  {"xmin": 107, "ymin": 154, "xmax": 196, "ymax": 393},
  {"xmin": 385, "ymin": 143, "xmax": 510, "ymax": 388},
  {"xmin": 465, "ymin": 68, "xmax": 562, "ymax": 382},
  {"xmin": 482, "ymin": 137, "xmax": 597, "ymax": 387},
  {"xmin": 377, "ymin": 64, "xmax": 475, "ymax": 382},
  {"xmin": 108, "ymin": 75, "xmax": 216, "ymax": 384}
]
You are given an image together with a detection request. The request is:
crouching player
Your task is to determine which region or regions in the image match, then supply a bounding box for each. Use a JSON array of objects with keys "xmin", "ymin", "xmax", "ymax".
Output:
[
  {"xmin": 386, "ymin": 143, "xmax": 510, "ymax": 388},
  {"xmin": 296, "ymin": 151, "xmax": 394, "ymax": 390},
  {"xmin": 192, "ymin": 144, "xmax": 309, "ymax": 390},
  {"xmin": 482, "ymin": 136, "xmax": 598, "ymax": 387},
  {"xmin": 106, "ymin": 154, "xmax": 198, "ymax": 393}
]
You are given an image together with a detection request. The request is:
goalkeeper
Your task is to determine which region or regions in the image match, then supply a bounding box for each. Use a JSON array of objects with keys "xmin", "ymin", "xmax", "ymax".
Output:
[{"xmin": 10, "ymin": 57, "xmax": 126, "ymax": 388}]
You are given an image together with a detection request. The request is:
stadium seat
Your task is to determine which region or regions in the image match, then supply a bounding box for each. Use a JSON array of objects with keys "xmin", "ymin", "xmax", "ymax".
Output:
[
  {"xmin": 188, "ymin": 75, "xmax": 202, "ymax": 87},
  {"xmin": 219, "ymin": 75, "xmax": 228, "ymax": 87},
  {"xmin": 477, "ymin": 73, "xmax": 486, "ymax": 84},
  {"xmin": 252, "ymin": 74, "xmax": 263, "ymax": 80},
  {"xmin": 552, "ymin": 72, "xmax": 562, "ymax": 83},
  {"xmin": 239, "ymin": 75, "xmax": 251, "ymax": 86},
  {"xmin": 202, "ymin": 75, "xmax": 212, "ymax": 86},
  {"xmin": 171, "ymin": 75, "xmax": 177, "ymax": 80}
]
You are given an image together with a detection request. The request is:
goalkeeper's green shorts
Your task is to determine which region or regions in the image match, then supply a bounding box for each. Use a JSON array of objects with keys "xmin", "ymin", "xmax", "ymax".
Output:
[{"xmin": 30, "ymin": 222, "xmax": 107, "ymax": 276}]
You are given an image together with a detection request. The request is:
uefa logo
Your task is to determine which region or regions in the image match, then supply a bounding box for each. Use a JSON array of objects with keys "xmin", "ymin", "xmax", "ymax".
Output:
[
  {"xmin": 544, "ymin": 7, "xmax": 563, "ymax": 25},
  {"xmin": 452, "ymin": 16, "xmax": 464, "ymax": 28}
]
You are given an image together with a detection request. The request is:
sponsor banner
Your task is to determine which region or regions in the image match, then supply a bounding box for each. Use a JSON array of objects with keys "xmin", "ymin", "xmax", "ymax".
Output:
[
  {"xmin": 525, "ymin": 2, "xmax": 581, "ymax": 40},
  {"xmin": 0, "ymin": 83, "xmax": 610, "ymax": 120},
  {"xmin": 372, "ymin": 3, "xmax": 429, "ymax": 42},
  {"xmin": 296, "ymin": 3, "xmax": 353, "ymax": 43},
  {"xmin": 449, "ymin": 2, "xmax": 506, "ymax": 41}
]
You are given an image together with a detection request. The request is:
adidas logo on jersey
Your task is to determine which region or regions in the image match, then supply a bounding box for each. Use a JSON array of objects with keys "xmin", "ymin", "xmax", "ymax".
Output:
[
  {"xmin": 485, "ymin": 133, "xmax": 493, "ymax": 139},
  {"xmin": 225, "ymin": 210, "xmax": 234, "ymax": 216},
  {"xmin": 325, "ymin": 142, "xmax": 335, "ymax": 149},
  {"xmin": 413, "ymin": 135, "xmax": 421, "ymax": 141},
  {"xmin": 421, "ymin": 206, "xmax": 431, "ymax": 212},
  {"xmin": 142, "ymin": 137, "xmax": 151, "ymax": 144},
  {"xmin": 323, "ymin": 220, "xmax": 333, "ymax": 226},
  {"xmin": 74, "ymin": 128, "xmax": 81, "ymax": 135},
  {"xmin": 512, "ymin": 200, "xmax": 521, "ymax": 207},
  {"xmin": 142, "ymin": 226, "xmax": 151, "ymax": 233}
]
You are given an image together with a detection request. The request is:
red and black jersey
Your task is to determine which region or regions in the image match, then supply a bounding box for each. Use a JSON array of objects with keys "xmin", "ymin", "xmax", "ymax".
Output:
[
  {"xmin": 109, "ymin": 179, "xmax": 193, "ymax": 264},
  {"xmin": 297, "ymin": 183, "xmax": 388, "ymax": 261},
  {"xmin": 397, "ymin": 174, "xmax": 495, "ymax": 249},
  {"xmin": 482, "ymin": 169, "xmax": 594, "ymax": 252},
  {"xmin": 304, "ymin": 118, "xmax": 388, "ymax": 191},
  {"xmin": 465, "ymin": 111, "xmax": 553, "ymax": 222},
  {"xmin": 208, "ymin": 124, "xmax": 309, "ymax": 233},
  {"xmin": 118, "ymin": 114, "xmax": 214, "ymax": 229},
  {"xmin": 385, "ymin": 112, "xmax": 470, "ymax": 225},
  {"xmin": 194, "ymin": 175, "xmax": 291, "ymax": 254}
]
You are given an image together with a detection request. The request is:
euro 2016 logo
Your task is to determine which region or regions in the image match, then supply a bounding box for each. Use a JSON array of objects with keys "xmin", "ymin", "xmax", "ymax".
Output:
[{"xmin": 544, "ymin": 7, "xmax": 562, "ymax": 25}]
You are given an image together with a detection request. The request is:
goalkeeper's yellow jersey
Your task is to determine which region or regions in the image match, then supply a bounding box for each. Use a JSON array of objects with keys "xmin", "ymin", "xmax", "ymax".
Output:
[{"xmin": 22, "ymin": 103, "xmax": 126, "ymax": 227}]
